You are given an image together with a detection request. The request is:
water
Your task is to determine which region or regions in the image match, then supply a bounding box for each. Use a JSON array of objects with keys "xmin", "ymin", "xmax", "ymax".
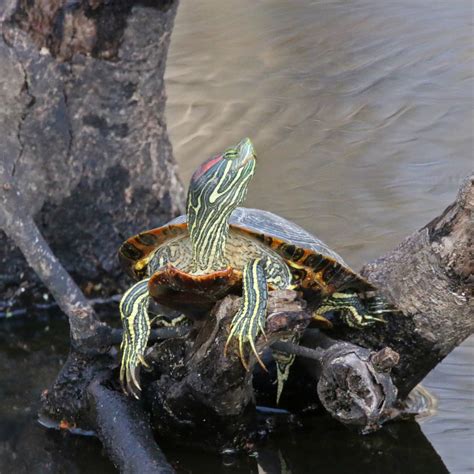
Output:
[
  {"xmin": 167, "ymin": 0, "xmax": 473, "ymax": 268},
  {"xmin": 0, "ymin": 313, "xmax": 472, "ymax": 473},
  {"xmin": 167, "ymin": 0, "xmax": 473, "ymax": 471},
  {"xmin": 1, "ymin": 0, "xmax": 473, "ymax": 472}
]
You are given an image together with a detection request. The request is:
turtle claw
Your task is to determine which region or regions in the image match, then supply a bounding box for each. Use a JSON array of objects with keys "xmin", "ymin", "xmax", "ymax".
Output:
[
  {"xmin": 343, "ymin": 312, "xmax": 387, "ymax": 328},
  {"xmin": 312, "ymin": 313, "xmax": 334, "ymax": 329},
  {"xmin": 225, "ymin": 311, "xmax": 267, "ymax": 372},
  {"xmin": 248, "ymin": 333, "xmax": 267, "ymax": 371},
  {"xmin": 224, "ymin": 258, "xmax": 269, "ymax": 371},
  {"xmin": 120, "ymin": 347, "xmax": 146, "ymax": 398},
  {"xmin": 366, "ymin": 315, "xmax": 387, "ymax": 324},
  {"xmin": 120, "ymin": 345, "xmax": 143, "ymax": 399},
  {"xmin": 129, "ymin": 367, "xmax": 142, "ymax": 397},
  {"xmin": 138, "ymin": 354, "xmax": 151, "ymax": 369},
  {"xmin": 119, "ymin": 319, "xmax": 149, "ymax": 398}
]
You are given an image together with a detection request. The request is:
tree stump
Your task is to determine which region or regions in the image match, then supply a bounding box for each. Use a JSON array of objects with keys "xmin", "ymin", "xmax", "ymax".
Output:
[{"xmin": 0, "ymin": 0, "xmax": 184, "ymax": 308}]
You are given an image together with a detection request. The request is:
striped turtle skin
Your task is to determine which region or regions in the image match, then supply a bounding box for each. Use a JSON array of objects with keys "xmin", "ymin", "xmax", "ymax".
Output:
[
  {"xmin": 118, "ymin": 138, "xmax": 388, "ymax": 401},
  {"xmin": 119, "ymin": 207, "xmax": 375, "ymax": 300},
  {"xmin": 171, "ymin": 208, "xmax": 345, "ymax": 262}
]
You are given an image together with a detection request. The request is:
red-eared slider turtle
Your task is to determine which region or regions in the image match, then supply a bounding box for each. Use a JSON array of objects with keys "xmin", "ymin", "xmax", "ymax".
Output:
[{"xmin": 119, "ymin": 138, "xmax": 388, "ymax": 398}]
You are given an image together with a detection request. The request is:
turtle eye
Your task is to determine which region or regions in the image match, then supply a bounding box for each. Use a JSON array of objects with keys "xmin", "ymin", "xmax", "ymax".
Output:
[{"xmin": 223, "ymin": 149, "xmax": 238, "ymax": 160}]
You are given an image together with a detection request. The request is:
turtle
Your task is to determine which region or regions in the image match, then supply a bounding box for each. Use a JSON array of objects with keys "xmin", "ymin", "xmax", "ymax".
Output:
[{"xmin": 118, "ymin": 138, "xmax": 389, "ymax": 399}]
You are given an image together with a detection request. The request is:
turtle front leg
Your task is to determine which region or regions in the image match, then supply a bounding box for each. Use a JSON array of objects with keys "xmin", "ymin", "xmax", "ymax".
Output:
[
  {"xmin": 315, "ymin": 291, "xmax": 386, "ymax": 328},
  {"xmin": 119, "ymin": 278, "xmax": 151, "ymax": 398},
  {"xmin": 225, "ymin": 258, "xmax": 268, "ymax": 370}
]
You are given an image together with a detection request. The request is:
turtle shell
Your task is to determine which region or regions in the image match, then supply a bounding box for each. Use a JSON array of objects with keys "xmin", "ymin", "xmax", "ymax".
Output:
[{"xmin": 119, "ymin": 207, "xmax": 375, "ymax": 295}]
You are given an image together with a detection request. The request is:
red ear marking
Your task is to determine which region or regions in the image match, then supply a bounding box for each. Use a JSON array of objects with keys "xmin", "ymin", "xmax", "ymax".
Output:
[{"xmin": 191, "ymin": 155, "xmax": 222, "ymax": 181}]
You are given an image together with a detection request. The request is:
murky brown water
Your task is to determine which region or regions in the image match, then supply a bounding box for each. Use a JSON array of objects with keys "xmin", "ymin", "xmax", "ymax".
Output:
[
  {"xmin": 166, "ymin": 1, "xmax": 473, "ymax": 472},
  {"xmin": 0, "ymin": 0, "xmax": 472, "ymax": 473},
  {"xmin": 167, "ymin": 0, "xmax": 473, "ymax": 268}
]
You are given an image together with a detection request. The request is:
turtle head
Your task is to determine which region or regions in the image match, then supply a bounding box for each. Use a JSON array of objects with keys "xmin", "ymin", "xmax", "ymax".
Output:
[
  {"xmin": 187, "ymin": 138, "xmax": 257, "ymax": 272},
  {"xmin": 188, "ymin": 137, "xmax": 256, "ymax": 196}
]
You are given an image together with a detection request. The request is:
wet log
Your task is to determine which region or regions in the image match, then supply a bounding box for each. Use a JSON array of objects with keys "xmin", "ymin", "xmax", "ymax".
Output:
[
  {"xmin": 0, "ymin": 0, "xmax": 185, "ymax": 307},
  {"xmin": 1, "ymin": 1, "xmax": 183, "ymax": 471},
  {"xmin": 39, "ymin": 349, "xmax": 177, "ymax": 473},
  {"xmin": 144, "ymin": 291, "xmax": 312, "ymax": 450},
  {"xmin": 144, "ymin": 291, "xmax": 399, "ymax": 441},
  {"xmin": 328, "ymin": 174, "xmax": 473, "ymax": 398},
  {"xmin": 88, "ymin": 378, "xmax": 175, "ymax": 474},
  {"xmin": 141, "ymin": 175, "xmax": 472, "ymax": 440}
]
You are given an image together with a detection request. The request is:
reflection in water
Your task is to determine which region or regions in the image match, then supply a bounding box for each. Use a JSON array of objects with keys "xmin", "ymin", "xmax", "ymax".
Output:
[
  {"xmin": 256, "ymin": 421, "xmax": 450, "ymax": 474},
  {"xmin": 164, "ymin": 416, "xmax": 451, "ymax": 474},
  {"xmin": 0, "ymin": 311, "xmax": 471, "ymax": 473}
]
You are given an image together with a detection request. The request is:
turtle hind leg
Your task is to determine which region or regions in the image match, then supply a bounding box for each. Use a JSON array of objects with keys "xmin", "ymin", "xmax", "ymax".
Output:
[
  {"xmin": 366, "ymin": 295, "xmax": 400, "ymax": 316},
  {"xmin": 315, "ymin": 291, "xmax": 386, "ymax": 328},
  {"xmin": 119, "ymin": 278, "xmax": 151, "ymax": 398},
  {"xmin": 272, "ymin": 334, "xmax": 298, "ymax": 405},
  {"xmin": 225, "ymin": 258, "xmax": 268, "ymax": 370}
]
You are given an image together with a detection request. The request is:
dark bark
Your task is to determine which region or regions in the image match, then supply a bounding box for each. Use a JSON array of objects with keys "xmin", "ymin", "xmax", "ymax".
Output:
[
  {"xmin": 144, "ymin": 291, "xmax": 312, "ymax": 450},
  {"xmin": 1, "ymin": 1, "xmax": 183, "ymax": 471},
  {"xmin": 0, "ymin": 0, "xmax": 185, "ymax": 307},
  {"xmin": 1, "ymin": 0, "xmax": 471, "ymax": 465},
  {"xmin": 330, "ymin": 174, "xmax": 473, "ymax": 398},
  {"xmin": 0, "ymin": 173, "xmax": 105, "ymax": 348},
  {"xmin": 88, "ymin": 378, "xmax": 175, "ymax": 474}
]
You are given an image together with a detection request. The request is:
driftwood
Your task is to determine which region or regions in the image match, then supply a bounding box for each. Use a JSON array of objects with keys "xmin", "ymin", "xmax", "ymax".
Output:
[
  {"xmin": 2, "ymin": 174, "xmax": 472, "ymax": 468},
  {"xmin": 0, "ymin": 0, "xmax": 472, "ymax": 469},
  {"xmin": 329, "ymin": 175, "xmax": 473, "ymax": 398}
]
